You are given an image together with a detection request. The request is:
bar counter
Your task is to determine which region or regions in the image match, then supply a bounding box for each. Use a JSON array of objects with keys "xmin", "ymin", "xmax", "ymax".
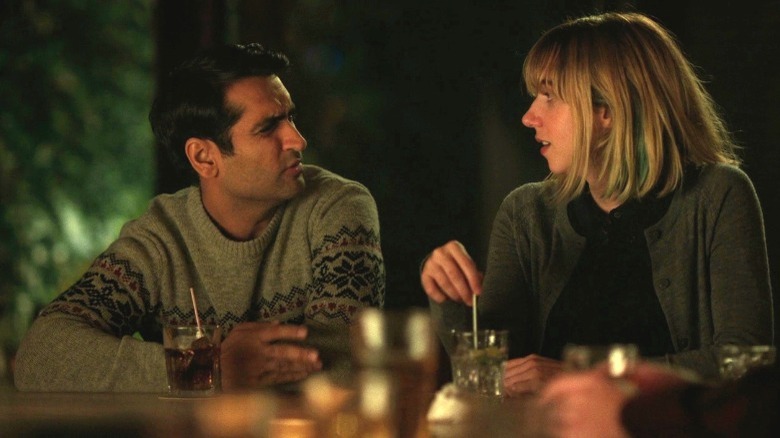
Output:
[{"xmin": 1, "ymin": 387, "xmax": 541, "ymax": 437}]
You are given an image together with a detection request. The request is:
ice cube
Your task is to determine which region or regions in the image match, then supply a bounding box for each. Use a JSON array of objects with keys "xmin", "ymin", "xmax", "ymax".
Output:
[{"xmin": 191, "ymin": 335, "xmax": 213, "ymax": 350}]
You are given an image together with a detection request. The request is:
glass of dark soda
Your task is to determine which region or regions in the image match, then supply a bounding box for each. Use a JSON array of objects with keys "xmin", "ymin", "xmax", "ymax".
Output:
[{"xmin": 163, "ymin": 325, "xmax": 221, "ymax": 396}]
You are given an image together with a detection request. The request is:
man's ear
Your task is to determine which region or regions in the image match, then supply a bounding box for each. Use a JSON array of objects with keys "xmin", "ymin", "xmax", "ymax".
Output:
[{"xmin": 185, "ymin": 138, "xmax": 220, "ymax": 179}]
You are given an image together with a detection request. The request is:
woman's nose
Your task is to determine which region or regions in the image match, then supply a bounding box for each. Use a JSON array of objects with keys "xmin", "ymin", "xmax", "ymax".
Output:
[{"xmin": 521, "ymin": 107, "xmax": 539, "ymax": 128}]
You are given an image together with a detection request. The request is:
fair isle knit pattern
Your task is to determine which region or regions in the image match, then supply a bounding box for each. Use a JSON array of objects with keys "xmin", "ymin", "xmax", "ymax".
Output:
[
  {"xmin": 15, "ymin": 166, "xmax": 385, "ymax": 392},
  {"xmin": 41, "ymin": 223, "xmax": 383, "ymax": 335},
  {"xmin": 41, "ymin": 253, "xmax": 158, "ymax": 336}
]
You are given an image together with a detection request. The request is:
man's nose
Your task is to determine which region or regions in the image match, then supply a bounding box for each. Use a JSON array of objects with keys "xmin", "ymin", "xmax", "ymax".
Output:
[{"xmin": 282, "ymin": 123, "xmax": 307, "ymax": 151}]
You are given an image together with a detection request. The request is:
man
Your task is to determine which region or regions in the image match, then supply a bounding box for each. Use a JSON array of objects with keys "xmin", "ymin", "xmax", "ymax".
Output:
[{"xmin": 14, "ymin": 43, "xmax": 385, "ymax": 392}]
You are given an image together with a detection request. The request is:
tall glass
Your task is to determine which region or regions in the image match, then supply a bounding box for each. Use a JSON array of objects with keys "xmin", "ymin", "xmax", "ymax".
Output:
[{"xmin": 351, "ymin": 308, "xmax": 439, "ymax": 438}]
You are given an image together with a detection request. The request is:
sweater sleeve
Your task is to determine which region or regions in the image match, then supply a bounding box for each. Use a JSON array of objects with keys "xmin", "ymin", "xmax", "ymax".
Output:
[
  {"xmin": 303, "ymin": 181, "xmax": 385, "ymax": 371},
  {"xmin": 663, "ymin": 166, "xmax": 773, "ymax": 376},
  {"xmin": 14, "ymin": 241, "xmax": 168, "ymax": 392},
  {"xmin": 425, "ymin": 193, "xmax": 532, "ymax": 358},
  {"xmin": 425, "ymin": 192, "xmax": 535, "ymax": 359},
  {"xmin": 705, "ymin": 168, "xmax": 773, "ymax": 343},
  {"xmin": 480, "ymin": 192, "xmax": 538, "ymax": 358}
]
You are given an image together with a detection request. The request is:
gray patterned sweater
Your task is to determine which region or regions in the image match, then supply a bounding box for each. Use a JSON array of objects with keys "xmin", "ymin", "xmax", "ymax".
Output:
[{"xmin": 14, "ymin": 165, "xmax": 385, "ymax": 391}]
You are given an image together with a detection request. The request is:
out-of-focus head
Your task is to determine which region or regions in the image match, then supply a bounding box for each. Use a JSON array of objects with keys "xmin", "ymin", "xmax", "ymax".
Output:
[
  {"xmin": 523, "ymin": 12, "xmax": 739, "ymax": 203},
  {"xmin": 149, "ymin": 43, "xmax": 290, "ymax": 185}
]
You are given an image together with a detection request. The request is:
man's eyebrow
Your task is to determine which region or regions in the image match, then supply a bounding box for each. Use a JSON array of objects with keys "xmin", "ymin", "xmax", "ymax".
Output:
[{"xmin": 251, "ymin": 105, "xmax": 296, "ymax": 133}]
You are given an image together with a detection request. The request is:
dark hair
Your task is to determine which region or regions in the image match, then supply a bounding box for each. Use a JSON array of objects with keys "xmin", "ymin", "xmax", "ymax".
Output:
[{"xmin": 149, "ymin": 43, "xmax": 290, "ymax": 183}]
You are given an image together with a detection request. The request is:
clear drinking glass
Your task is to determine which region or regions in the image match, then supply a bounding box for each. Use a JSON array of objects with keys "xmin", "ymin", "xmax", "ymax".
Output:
[
  {"xmin": 163, "ymin": 324, "xmax": 222, "ymax": 396},
  {"xmin": 451, "ymin": 329, "xmax": 509, "ymax": 397}
]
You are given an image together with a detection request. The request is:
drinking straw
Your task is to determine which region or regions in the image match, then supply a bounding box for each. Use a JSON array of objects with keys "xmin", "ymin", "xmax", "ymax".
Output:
[
  {"xmin": 472, "ymin": 295, "xmax": 478, "ymax": 349},
  {"xmin": 189, "ymin": 287, "xmax": 204, "ymax": 338}
]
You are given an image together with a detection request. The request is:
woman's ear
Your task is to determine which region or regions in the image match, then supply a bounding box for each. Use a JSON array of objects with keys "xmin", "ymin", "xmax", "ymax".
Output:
[
  {"xmin": 595, "ymin": 104, "xmax": 612, "ymax": 130},
  {"xmin": 184, "ymin": 138, "xmax": 220, "ymax": 179}
]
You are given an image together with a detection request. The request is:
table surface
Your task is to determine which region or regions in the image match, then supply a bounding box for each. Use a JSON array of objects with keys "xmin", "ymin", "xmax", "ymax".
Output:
[{"xmin": 0, "ymin": 386, "xmax": 542, "ymax": 437}]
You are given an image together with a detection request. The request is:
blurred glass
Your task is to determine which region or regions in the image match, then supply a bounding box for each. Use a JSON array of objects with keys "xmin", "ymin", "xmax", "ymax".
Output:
[
  {"xmin": 195, "ymin": 393, "xmax": 276, "ymax": 438},
  {"xmin": 562, "ymin": 344, "xmax": 639, "ymax": 378},
  {"xmin": 351, "ymin": 308, "xmax": 438, "ymax": 438},
  {"xmin": 717, "ymin": 344, "xmax": 776, "ymax": 381}
]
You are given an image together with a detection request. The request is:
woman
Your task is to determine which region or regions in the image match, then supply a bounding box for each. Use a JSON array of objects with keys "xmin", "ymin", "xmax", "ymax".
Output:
[{"xmin": 421, "ymin": 12, "xmax": 773, "ymax": 396}]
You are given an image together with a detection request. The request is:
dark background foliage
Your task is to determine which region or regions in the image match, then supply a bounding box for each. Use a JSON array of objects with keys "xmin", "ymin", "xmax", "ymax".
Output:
[{"xmin": 1, "ymin": 0, "xmax": 154, "ymax": 351}]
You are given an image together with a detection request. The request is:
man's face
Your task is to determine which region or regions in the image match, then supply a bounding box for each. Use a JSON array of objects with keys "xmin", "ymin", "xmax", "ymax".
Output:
[{"xmin": 217, "ymin": 75, "xmax": 307, "ymax": 208}]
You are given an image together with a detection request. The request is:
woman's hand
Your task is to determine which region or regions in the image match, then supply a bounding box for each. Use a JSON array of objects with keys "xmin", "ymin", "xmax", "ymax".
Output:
[
  {"xmin": 503, "ymin": 354, "xmax": 563, "ymax": 396},
  {"xmin": 420, "ymin": 240, "xmax": 483, "ymax": 305}
]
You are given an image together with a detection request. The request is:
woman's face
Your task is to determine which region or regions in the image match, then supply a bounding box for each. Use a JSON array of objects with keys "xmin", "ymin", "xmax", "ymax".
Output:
[{"xmin": 521, "ymin": 86, "xmax": 576, "ymax": 175}]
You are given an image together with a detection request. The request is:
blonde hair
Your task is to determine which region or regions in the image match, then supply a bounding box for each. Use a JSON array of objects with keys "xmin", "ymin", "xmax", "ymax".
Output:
[{"xmin": 523, "ymin": 12, "xmax": 740, "ymax": 203}]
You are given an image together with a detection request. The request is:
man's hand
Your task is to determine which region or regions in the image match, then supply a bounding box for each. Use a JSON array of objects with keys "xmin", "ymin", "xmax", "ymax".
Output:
[
  {"xmin": 420, "ymin": 240, "xmax": 483, "ymax": 305},
  {"xmin": 504, "ymin": 354, "xmax": 563, "ymax": 396},
  {"xmin": 220, "ymin": 321, "xmax": 322, "ymax": 390}
]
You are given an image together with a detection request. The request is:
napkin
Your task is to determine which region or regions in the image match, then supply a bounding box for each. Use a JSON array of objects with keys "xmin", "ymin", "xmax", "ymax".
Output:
[{"xmin": 426, "ymin": 383, "xmax": 471, "ymax": 423}]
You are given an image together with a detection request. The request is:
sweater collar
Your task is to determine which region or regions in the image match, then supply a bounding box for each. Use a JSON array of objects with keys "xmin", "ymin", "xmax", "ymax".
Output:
[
  {"xmin": 568, "ymin": 187, "xmax": 673, "ymax": 239},
  {"xmin": 185, "ymin": 187, "xmax": 286, "ymax": 258}
]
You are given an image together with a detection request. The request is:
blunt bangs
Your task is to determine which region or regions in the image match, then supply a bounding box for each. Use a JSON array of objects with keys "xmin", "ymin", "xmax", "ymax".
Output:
[{"xmin": 523, "ymin": 38, "xmax": 565, "ymax": 99}]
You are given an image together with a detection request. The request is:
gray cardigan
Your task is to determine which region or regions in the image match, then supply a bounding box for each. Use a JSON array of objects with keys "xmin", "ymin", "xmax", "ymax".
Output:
[{"xmin": 432, "ymin": 164, "xmax": 773, "ymax": 378}]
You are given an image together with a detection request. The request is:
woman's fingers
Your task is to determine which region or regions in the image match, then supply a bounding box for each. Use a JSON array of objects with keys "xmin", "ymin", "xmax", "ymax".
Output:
[
  {"xmin": 503, "ymin": 355, "xmax": 563, "ymax": 396},
  {"xmin": 421, "ymin": 240, "xmax": 483, "ymax": 304}
]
